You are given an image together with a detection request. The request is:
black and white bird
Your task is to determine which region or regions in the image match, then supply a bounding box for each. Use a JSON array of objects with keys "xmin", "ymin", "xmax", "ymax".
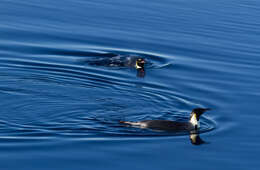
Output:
[{"xmin": 120, "ymin": 108, "xmax": 210, "ymax": 131}]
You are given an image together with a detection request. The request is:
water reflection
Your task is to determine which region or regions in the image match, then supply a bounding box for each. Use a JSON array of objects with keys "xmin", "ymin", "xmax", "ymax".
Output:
[
  {"xmin": 136, "ymin": 68, "xmax": 145, "ymax": 78},
  {"xmin": 189, "ymin": 132, "xmax": 206, "ymax": 145}
]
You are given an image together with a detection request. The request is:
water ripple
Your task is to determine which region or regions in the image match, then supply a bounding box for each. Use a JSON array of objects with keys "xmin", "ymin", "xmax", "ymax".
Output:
[{"xmin": 0, "ymin": 47, "xmax": 215, "ymax": 139}]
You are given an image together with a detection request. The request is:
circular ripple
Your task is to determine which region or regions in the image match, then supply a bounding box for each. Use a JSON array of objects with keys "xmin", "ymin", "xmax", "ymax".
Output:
[{"xmin": 0, "ymin": 46, "xmax": 216, "ymax": 138}]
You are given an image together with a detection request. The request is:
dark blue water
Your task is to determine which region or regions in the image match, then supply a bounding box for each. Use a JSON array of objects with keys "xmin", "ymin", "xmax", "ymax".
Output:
[{"xmin": 1, "ymin": 0, "xmax": 260, "ymax": 169}]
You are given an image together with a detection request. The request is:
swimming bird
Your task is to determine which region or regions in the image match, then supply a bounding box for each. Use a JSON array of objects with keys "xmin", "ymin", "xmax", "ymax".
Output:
[
  {"xmin": 120, "ymin": 108, "xmax": 210, "ymax": 131},
  {"xmin": 135, "ymin": 58, "xmax": 145, "ymax": 69},
  {"xmin": 86, "ymin": 53, "xmax": 146, "ymax": 77},
  {"xmin": 135, "ymin": 58, "xmax": 145, "ymax": 77},
  {"xmin": 87, "ymin": 54, "xmax": 145, "ymax": 68}
]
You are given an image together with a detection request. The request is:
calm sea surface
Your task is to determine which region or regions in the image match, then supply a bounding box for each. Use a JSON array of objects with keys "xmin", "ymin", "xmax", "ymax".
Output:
[{"xmin": 1, "ymin": 0, "xmax": 260, "ymax": 169}]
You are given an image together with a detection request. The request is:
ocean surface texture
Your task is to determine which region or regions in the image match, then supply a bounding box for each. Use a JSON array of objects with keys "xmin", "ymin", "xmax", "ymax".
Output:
[{"xmin": 0, "ymin": 0, "xmax": 260, "ymax": 170}]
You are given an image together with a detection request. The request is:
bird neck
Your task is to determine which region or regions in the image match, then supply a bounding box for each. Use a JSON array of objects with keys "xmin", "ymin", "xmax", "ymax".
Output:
[{"xmin": 190, "ymin": 114, "xmax": 200, "ymax": 128}]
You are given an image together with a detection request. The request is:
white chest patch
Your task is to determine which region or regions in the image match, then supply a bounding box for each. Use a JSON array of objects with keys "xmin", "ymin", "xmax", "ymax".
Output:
[
  {"xmin": 135, "ymin": 63, "xmax": 141, "ymax": 69},
  {"xmin": 190, "ymin": 114, "xmax": 200, "ymax": 128}
]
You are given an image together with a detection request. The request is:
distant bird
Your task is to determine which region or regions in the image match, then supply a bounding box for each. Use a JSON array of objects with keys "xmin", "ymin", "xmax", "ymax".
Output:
[
  {"xmin": 87, "ymin": 54, "xmax": 145, "ymax": 68},
  {"xmin": 135, "ymin": 58, "xmax": 145, "ymax": 69},
  {"xmin": 135, "ymin": 58, "xmax": 145, "ymax": 78},
  {"xmin": 87, "ymin": 54, "xmax": 146, "ymax": 77}
]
